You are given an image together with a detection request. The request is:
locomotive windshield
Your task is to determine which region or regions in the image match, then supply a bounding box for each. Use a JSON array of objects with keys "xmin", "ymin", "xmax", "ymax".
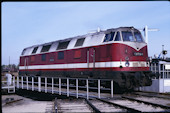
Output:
[
  {"xmin": 122, "ymin": 31, "xmax": 144, "ymax": 42},
  {"xmin": 134, "ymin": 32, "xmax": 144, "ymax": 42},
  {"xmin": 122, "ymin": 31, "xmax": 135, "ymax": 42}
]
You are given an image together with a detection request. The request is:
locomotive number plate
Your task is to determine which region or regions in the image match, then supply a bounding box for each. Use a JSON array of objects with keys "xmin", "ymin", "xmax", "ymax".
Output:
[{"xmin": 134, "ymin": 52, "xmax": 143, "ymax": 56}]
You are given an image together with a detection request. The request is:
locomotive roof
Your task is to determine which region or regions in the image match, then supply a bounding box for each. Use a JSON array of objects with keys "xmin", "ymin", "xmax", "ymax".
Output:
[
  {"xmin": 21, "ymin": 26, "xmax": 141, "ymax": 56},
  {"xmin": 23, "ymin": 26, "xmax": 137, "ymax": 49}
]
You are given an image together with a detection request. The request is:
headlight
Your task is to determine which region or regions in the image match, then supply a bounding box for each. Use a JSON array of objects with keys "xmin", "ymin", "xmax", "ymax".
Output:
[{"xmin": 125, "ymin": 61, "xmax": 130, "ymax": 67}]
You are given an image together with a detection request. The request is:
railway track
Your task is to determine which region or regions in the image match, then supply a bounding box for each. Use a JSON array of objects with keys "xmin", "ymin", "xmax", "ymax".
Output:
[
  {"xmin": 133, "ymin": 91, "xmax": 170, "ymax": 100},
  {"xmin": 122, "ymin": 91, "xmax": 170, "ymax": 110},
  {"xmin": 55, "ymin": 98, "xmax": 128, "ymax": 112},
  {"xmin": 55, "ymin": 98, "xmax": 93, "ymax": 112},
  {"xmin": 98, "ymin": 97, "xmax": 170, "ymax": 112},
  {"xmin": 55, "ymin": 95, "xmax": 170, "ymax": 112},
  {"xmin": 86, "ymin": 98, "xmax": 127, "ymax": 112}
]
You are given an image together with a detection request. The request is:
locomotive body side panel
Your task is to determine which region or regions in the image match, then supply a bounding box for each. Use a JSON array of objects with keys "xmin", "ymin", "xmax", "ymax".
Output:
[{"xmin": 19, "ymin": 42, "xmax": 149, "ymax": 75}]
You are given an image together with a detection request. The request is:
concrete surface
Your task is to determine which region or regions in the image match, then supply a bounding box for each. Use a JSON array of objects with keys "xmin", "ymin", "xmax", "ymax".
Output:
[{"xmin": 2, "ymin": 94, "xmax": 54, "ymax": 113}]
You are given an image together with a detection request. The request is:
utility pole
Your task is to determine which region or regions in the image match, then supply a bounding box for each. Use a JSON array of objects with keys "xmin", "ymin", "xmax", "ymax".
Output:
[
  {"xmin": 9, "ymin": 56, "xmax": 10, "ymax": 71},
  {"xmin": 143, "ymin": 25, "xmax": 159, "ymax": 44}
]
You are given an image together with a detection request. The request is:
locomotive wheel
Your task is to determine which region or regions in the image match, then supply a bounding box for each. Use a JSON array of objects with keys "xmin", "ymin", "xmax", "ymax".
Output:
[{"xmin": 125, "ymin": 79, "xmax": 133, "ymax": 90}]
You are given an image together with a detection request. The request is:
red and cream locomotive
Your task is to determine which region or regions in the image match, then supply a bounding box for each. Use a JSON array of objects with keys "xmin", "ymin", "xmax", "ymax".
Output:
[{"xmin": 19, "ymin": 27, "xmax": 153, "ymax": 91}]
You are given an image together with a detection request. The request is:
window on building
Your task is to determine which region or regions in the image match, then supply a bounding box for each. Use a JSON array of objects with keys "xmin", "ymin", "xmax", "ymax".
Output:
[
  {"xmin": 57, "ymin": 41, "xmax": 70, "ymax": 50},
  {"xmin": 114, "ymin": 32, "xmax": 121, "ymax": 41},
  {"xmin": 41, "ymin": 54, "xmax": 46, "ymax": 61},
  {"xmin": 41, "ymin": 44, "xmax": 51, "ymax": 53},
  {"xmin": 122, "ymin": 31, "xmax": 135, "ymax": 42},
  {"xmin": 74, "ymin": 38, "xmax": 85, "ymax": 47},
  {"xmin": 32, "ymin": 47, "xmax": 38, "ymax": 54},
  {"xmin": 58, "ymin": 51, "xmax": 64, "ymax": 59},
  {"xmin": 21, "ymin": 49, "xmax": 26, "ymax": 55},
  {"xmin": 74, "ymin": 50, "xmax": 81, "ymax": 59},
  {"xmin": 103, "ymin": 32, "xmax": 115, "ymax": 42}
]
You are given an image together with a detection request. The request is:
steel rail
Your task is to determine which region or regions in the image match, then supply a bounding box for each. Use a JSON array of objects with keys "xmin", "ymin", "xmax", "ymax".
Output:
[
  {"xmin": 85, "ymin": 98, "xmax": 101, "ymax": 113},
  {"xmin": 3, "ymin": 99, "xmax": 23, "ymax": 106},
  {"xmin": 96, "ymin": 98, "xmax": 141, "ymax": 113},
  {"xmin": 122, "ymin": 96, "xmax": 170, "ymax": 110},
  {"xmin": 133, "ymin": 92, "xmax": 170, "ymax": 100},
  {"xmin": 54, "ymin": 98, "xmax": 58, "ymax": 113},
  {"xmin": 136, "ymin": 91, "xmax": 170, "ymax": 96}
]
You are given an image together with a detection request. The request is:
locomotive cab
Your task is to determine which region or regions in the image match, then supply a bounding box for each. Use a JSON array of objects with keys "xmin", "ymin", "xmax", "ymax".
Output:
[
  {"xmin": 116, "ymin": 28, "xmax": 152, "ymax": 90},
  {"xmin": 103, "ymin": 27, "xmax": 152, "ymax": 90}
]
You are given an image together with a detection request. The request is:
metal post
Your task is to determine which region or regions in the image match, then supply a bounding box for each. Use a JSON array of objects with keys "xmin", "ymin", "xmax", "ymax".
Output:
[
  {"xmin": 52, "ymin": 77, "xmax": 54, "ymax": 94},
  {"xmin": 163, "ymin": 64, "xmax": 165, "ymax": 79},
  {"xmin": 17, "ymin": 76, "xmax": 19, "ymax": 88},
  {"xmin": 144, "ymin": 25, "xmax": 148, "ymax": 43},
  {"xmin": 151, "ymin": 63, "xmax": 153, "ymax": 72},
  {"xmin": 163, "ymin": 64, "xmax": 165, "ymax": 93},
  {"xmin": 32, "ymin": 77, "xmax": 34, "ymax": 91},
  {"xmin": 139, "ymin": 87, "xmax": 142, "ymax": 91},
  {"xmin": 154, "ymin": 63, "xmax": 157, "ymax": 73},
  {"xmin": 111, "ymin": 80, "xmax": 113, "ymax": 98},
  {"xmin": 59, "ymin": 78, "xmax": 61, "ymax": 95},
  {"xmin": 98, "ymin": 79, "xmax": 100, "ymax": 98},
  {"xmin": 87, "ymin": 51, "xmax": 89, "ymax": 68},
  {"xmin": 45, "ymin": 77, "xmax": 47, "ymax": 93},
  {"xmin": 13, "ymin": 76, "xmax": 15, "ymax": 92},
  {"xmin": 86, "ymin": 79, "xmax": 89, "ymax": 100},
  {"xmin": 158, "ymin": 62, "xmax": 161, "ymax": 79},
  {"xmin": 38, "ymin": 77, "xmax": 41, "ymax": 92},
  {"xmin": 67, "ymin": 78, "xmax": 69, "ymax": 97},
  {"xmin": 21, "ymin": 76, "xmax": 23, "ymax": 89},
  {"xmin": 26, "ymin": 76, "xmax": 28, "ymax": 90},
  {"xmin": 76, "ymin": 79, "xmax": 78, "ymax": 98},
  {"xmin": 8, "ymin": 80, "xmax": 9, "ymax": 93}
]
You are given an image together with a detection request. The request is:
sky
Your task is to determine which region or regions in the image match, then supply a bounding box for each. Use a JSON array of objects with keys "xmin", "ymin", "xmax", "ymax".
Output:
[{"xmin": 2, "ymin": 1, "xmax": 170, "ymax": 65}]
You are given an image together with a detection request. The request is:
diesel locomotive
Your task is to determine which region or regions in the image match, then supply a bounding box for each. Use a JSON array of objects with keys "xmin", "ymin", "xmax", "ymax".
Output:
[{"xmin": 19, "ymin": 27, "xmax": 154, "ymax": 91}]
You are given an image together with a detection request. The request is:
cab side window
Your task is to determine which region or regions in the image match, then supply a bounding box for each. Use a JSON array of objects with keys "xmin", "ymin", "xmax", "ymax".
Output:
[{"xmin": 103, "ymin": 32, "xmax": 115, "ymax": 42}]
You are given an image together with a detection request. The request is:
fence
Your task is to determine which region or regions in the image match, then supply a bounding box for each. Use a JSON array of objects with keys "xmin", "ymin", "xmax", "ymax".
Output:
[
  {"xmin": 15, "ymin": 76, "xmax": 114, "ymax": 99},
  {"xmin": 150, "ymin": 61, "xmax": 170, "ymax": 79},
  {"xmin": 1, "ymin": 76, "xmax": 15, "ymax": 93},
  {"xmin": 139, "ymin": 61, "xmax": 170, "ymax": 93}
]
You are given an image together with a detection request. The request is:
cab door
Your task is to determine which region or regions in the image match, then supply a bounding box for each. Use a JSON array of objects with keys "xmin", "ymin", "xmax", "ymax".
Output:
[
  {"xmin": 87, "ymin": 48, "xmax": 95, "ymax": 69},
  {"xmin": 24, "ymin": 57, "xmax": 28, "ymax": 75}
]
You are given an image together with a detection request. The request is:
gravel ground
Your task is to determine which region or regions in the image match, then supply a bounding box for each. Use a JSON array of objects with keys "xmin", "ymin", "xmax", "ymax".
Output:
[
  {"xmin": 109, "ymin": 99, "xmax": 165, "ymax": 112},
  {"xmin": 89, "ymin": 99, "xmax": 126, "ymax": 112},
  {"xmin": 57, "ymin": 99, "xmax": 93, "ymax": 112}
]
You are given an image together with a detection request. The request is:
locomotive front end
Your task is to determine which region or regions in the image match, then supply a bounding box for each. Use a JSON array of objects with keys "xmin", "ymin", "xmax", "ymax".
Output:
[{"xmin": 112, "ymin": 27, "xmax": 153, "ymax": 89}]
